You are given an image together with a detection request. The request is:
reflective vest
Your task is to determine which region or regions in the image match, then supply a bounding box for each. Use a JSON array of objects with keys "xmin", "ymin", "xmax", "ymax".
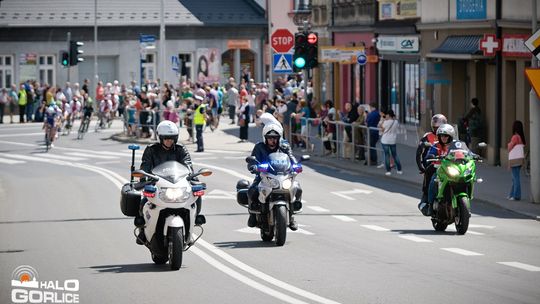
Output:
[{"xmin": 194, "ymin": 104, "xmax": 206, "ymax": 125}]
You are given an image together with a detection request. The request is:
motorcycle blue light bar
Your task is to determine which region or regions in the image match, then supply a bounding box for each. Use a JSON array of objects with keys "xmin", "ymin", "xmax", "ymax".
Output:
[
  {"xmin": 258, "ymin": 163, "xmax": 269, "ymax": 173},
  {"xmin": 144, "ymin": 185, "xmax": 157, "ymax": 193}
]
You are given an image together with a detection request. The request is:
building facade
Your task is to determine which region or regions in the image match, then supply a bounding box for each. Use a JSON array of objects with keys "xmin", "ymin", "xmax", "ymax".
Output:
[{"xmin": 0, "ymin": 0, "xmax": 267, "ymax": 89}]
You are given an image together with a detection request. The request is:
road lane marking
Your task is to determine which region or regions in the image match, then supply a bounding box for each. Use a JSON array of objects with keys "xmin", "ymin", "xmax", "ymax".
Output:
[
  {"xmin": 0, "ymin": 158, "xmax": 25, "ymax": 164},
  {"xmin": 190, "ymin": 246, "xmax": 311, "ymax": 304},
  {"xmin": 64, "ymin": 152, "xmax": 118, "ymax": 159},
  {"xmin": 307, "ymin": 206, "xmax": 329, "ymax": 213},
  {"xmin": 497, "ymin": 262, "xmax": 540, "ymax": 272},
  {"xmin": 0, "ymin": 132, "xmax": 44, "ymax": 138},
  {"xmin": 441, "ymin": 248, "xmax": 484, "ymax": 256},
  {"xmin": 332, "ymin": 215, "xmax": 357, "ymax": 222},
  {"xmin": 361, "ymin": 225, "xmax": 390, "ymax": 232},
  {"xmin": 196, "ymin": 239, "xmax": 341, "ymax": 304},
  {"xmin": 236, "ymin": 226, "xmax": 315, "ymax": 236},
  {"xmin": 466, "ymin": 230, "xmax": 485, "ymax": 235},
  {"xmin": 95, "ymin": 160, "xmax": 122, "ymax": 165},
  {"xmin": 330, "ymin": 189, "xmax": 372, "ymax": 200},
  {"xmin": 37, "ymin": 154, "xmax": 86, "ymax": 161},
  {"xmin": 224, "ymin": 156, "xmax": 250, "ymax": 160},
  {"xmin": 205, "ymin": 149, "xmax": 244, "ymax": 154},
  {"xmin": 204, "ymin": 189, "xmax": 237, "ymax": 200},
  {"xmin": 468, "ymin": 224, "xmax": 495, "ymax": 229},
  {"xmin": 398, "ymin": 235, "xmax": 433, "ymax": 243}
]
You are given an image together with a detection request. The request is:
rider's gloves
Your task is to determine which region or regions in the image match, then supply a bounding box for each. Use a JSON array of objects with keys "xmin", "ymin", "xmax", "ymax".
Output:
[{"xmin": 249, "ymin": 165, "xmax": 257, "ymax": 174}]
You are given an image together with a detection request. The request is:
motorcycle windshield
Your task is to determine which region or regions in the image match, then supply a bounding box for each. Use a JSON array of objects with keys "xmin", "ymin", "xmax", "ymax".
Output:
[
  {"xmin": 268, "ymin": 152, "xmax": 291, "ymax": 175},
  {"xmin": 151, "ymin": 161, "xmax": 190, "ymax": 184},
  {"xmin": 447, "ymin": 141, "xmax": 471, "ymax": 163}
]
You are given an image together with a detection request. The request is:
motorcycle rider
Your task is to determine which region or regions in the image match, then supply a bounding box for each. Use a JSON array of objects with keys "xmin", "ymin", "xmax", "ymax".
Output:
[
  {"xmin": 247, "ymin": 123, "xmax": 301, "ymax": 231},
  {"xmin": 417, "ymin": 114, "xmax": 447, "ymax": 215},
  {"xmin": 134, "ymin": 120, "xmax": 202, "ymax": 245},
  {"xmin": 425, "ymin": 124, "xmax": 457, "ymax": 216}
]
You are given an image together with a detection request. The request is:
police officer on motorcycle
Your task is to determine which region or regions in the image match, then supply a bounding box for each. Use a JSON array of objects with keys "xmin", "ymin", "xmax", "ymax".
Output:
[
  {"xmin": 417, "ymin": 114, "xmax": 447, "ymax": 215},
  {"xmin": 246, "ymin": 123, "xmax": 301, "ymax": 231},
  {"xmin": 134, "ymin": 120, "xmax": 202, "ymax": 244}
]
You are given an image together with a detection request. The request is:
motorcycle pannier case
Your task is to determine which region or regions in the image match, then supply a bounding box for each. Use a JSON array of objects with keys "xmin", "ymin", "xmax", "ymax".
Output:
[
  {"xmin": 236, "ymin": 180, "xmax": 250, "ymax": 207},
  {"xmin": 120, "ymin": 183, "xmax": 141, "ymax": 217}
]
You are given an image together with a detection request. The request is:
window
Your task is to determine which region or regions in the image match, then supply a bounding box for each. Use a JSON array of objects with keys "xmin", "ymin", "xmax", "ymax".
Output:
[
  {"xmin": 0, "ymin": 55, "xmax": 14, "ymax": 89},
  {"xmin": 404, "ymin": 63, "xmax": 419, "ymax": 124},
  {"xmin": 39, "ymin": 55, "xmax": 55, "ymax": 86},
  {"xmin": 178, "ymin": 53, "xmax": 193, "ymax": 82},
  {"xmin": 142, "ymin": 53, "xmax": 156, "ymax": 82},
  {"xmin": 294, "ymin": 0, "xmax": 310, "ymax": 11}
]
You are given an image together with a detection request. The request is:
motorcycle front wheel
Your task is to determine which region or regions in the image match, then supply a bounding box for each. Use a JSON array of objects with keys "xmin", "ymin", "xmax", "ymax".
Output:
[
  {"xmin": 274, "ymin": 205, "xmax": 287, "ymax": 246},
  {"xmin": 455, "ymin": 197, "xmax": 470, "ymax": 235},
  {"xmin": 168, "ymin": 227, "xmax": 184, "ymax": 270},
  {"xmin": 431, "ymin": 219, "xmax": 448, "ymax": 232}
]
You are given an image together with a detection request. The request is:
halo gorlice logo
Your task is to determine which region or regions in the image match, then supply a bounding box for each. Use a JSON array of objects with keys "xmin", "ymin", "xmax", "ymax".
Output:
[{"xmin": 11, "ymin": 265, "xmax": 80, "ymax": 304}]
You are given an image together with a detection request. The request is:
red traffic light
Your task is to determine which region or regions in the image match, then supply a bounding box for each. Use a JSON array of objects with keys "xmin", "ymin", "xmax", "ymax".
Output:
[{"xmin": 307, "ymin": 33, "xmax": 318, "ymax": 44}]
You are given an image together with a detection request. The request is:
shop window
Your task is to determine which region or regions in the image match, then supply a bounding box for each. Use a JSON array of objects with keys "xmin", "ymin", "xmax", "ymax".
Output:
[
  {"xmin": 39, "ymin": 55, "xmax": 55, "ymax": 86},
  {"xmin": 404, "ymin": 63, "xmax": 419, "ymax": 124},
  {"xmin": 178, "ymin": 53, "xmax": 193, "ymax": 82},
  {"xmin": 142, "ymin": 53, "xmax": 156, "ymax": 82},
  {"xmin": 0, "ymin": 55, "xmax": 14, "ymax": 89}
]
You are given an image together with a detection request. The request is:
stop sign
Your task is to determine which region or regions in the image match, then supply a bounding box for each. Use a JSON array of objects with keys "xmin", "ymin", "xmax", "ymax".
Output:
[{"xmin": 271, "ymin": 29, "xmax": 294, "ymax": 53}]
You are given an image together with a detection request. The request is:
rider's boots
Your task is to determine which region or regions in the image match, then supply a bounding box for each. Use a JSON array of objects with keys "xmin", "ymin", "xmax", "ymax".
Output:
[
  {"xmin": 289, "ymin": 217, "xmax": 298, "ymax": 231},
  {"xmin": 247, "ymin": 214, "xmax": 257, "ymax": 227}
]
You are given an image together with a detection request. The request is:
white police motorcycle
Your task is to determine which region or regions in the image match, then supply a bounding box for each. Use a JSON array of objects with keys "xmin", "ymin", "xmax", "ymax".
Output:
[{"xmin": 121, "ymin": 145, "xmax": 212, "ymax": 270}]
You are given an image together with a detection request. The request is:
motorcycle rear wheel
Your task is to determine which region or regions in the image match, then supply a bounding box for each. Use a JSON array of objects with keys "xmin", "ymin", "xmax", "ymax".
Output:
[
  {"xmin": 274, "ymin": 205, "xmax": 287, "ymax": 246},
  {"xmin": 168, "ymin": 227, "xmax": 184, "ymax": 270},
  {"xmin": 455, "ymin": 197, "xmax": 470, "ymax": 235}
]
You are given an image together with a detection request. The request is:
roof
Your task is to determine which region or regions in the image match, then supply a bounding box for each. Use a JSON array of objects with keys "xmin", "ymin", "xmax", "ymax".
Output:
[
  {"xmin": 431, "ymin": 35, "xmax": 483, "ymax": 55},
  {"xmin": 0, "ymin": 0, "xmax": 266, "ymax": 27}
]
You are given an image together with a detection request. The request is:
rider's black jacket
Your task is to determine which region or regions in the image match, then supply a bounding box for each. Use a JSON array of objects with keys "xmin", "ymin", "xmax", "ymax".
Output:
[
  {"xmin": 141, "ymin": 143, "xmax": 193, "ymax": 173},
  {"xmin": 248, "ymin": 141, "xmax": 297, "ymax": 175}
]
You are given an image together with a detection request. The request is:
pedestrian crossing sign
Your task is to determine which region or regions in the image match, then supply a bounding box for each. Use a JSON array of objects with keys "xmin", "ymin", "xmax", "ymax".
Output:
[{"xmin": 273, "ymin": 53, "xmax": 293, "ymax": 73}]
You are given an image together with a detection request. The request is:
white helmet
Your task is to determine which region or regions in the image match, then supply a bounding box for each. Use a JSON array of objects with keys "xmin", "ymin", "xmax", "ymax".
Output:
[
  {"xmin": 262, "ymin": 123, "xmax": 283, "ymax": 143},
  {"xmin": 436, "ymin": 123, "xmax": 455, "ymax": 142},
  {"xmin": 156, "ymin": 120, "xmax": 179, "ymax": 144},
  {"xmin": 431, "ymin": 114, "xmax": 447, "ymax": 131}
]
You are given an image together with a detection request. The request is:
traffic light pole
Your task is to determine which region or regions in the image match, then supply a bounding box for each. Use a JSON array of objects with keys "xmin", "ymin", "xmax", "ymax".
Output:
[{"xmin": 66, "ymin": 31, "xmax": 71, "ymax": 82}]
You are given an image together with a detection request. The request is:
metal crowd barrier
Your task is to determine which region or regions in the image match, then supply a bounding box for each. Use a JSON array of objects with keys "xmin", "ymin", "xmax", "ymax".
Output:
[{"xmin": 288, "ymin": 117, "xmax": 383, "ymax": 165}]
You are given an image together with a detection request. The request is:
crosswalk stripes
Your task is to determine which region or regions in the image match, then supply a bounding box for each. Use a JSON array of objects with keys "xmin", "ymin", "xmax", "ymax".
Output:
[
  {"xmin": 64, "ymin": 152, "xmax": 119, "ymax": 159},
  {"xmin": 0, "ymin": 158, "xmax": 25, "ymax": 165},
  {"xmin": 36, "ymin": 154, "xmax": 86, "ymax": 161}
]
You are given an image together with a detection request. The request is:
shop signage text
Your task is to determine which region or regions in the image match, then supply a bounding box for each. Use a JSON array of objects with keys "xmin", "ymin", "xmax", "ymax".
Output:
[{"xmin": 376, "ymin": 36, "xmax": 419, "ymax": 53}]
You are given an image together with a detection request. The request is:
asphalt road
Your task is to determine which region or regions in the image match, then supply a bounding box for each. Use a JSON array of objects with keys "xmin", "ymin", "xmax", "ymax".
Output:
[{"xmin": 1, "ymin": 120, "xmax": 539, "ymax": 304}]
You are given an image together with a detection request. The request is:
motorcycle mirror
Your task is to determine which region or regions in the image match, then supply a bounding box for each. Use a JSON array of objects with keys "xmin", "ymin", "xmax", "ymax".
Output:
[
  {"xmin": 476, "ymin": 178, "xmax": 484, "ymax": 183},
  {"xmin": 246, "ymin": 156, "xmax": 257, "ymax": 164},
  {"xmin": 198, "ymin": 168, "xmax": 213, "ymax": 177},
  {"xmin": 301, "ymin": 155, "xmax": 310, "ymax": 162},
  {"xmin": 478, "ymin": 142, "xmax": 487, "ymax": 148},
  {"xmin": 128, "ymin": 144, "xmax": 140, "ymax": 151}
]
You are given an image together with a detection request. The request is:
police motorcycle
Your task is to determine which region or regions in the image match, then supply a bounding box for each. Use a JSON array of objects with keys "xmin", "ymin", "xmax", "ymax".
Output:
[
  {"xmin": 236, "ymin": 152, "xmax": 308, "ymax": 246},
  {"xmin": 120, "ymin": 144, "xmax": 212, "ymax": 270},
  {"xmin": 426, "ymin": 141, "xmax": 485, "ymax": 235}
]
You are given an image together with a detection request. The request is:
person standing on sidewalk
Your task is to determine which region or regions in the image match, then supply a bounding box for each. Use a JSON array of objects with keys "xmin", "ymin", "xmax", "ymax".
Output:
[
  {"xmin": 226, "ymin": 83, "xmax": 239, "ymax": 124},
  {"xmin": 237, "ymin": 96, "xmax": 250, "ymax": 143},
  {"xmin": 193, "ymin": 95, "xmax": 207, "ymax": 152},
  {"xmin": 18, "ymin": 83, "xmax": 28, "ymax": 123},
  {"xmin": 379, "ymin": 109, "xmax": 402, "ymax": 176},
  {"xmin": 464, "ymin": 97, "xmax": 484, "ymax": 154},
  {"xmin": 0, "ymin": 88, "xmax": 8, "ymax": 123},
  {"xmin": 366, "ymin": 102, "xmax": 381, "ymax": 165},
  {"xmin": 507, "ymin": 120, "xmax": 526, "ymax": 201}
]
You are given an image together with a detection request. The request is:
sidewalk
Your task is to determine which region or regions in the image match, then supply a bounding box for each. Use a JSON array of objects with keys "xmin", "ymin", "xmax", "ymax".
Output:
[{"xmin": 110, "ymin": 120, "xmax": 540, "ymax": 221}]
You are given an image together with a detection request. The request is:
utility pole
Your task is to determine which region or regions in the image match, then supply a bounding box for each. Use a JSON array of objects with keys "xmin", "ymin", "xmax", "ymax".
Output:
[
  {"xmin": 94, "ymin": 0, "xmax": 98, "ymax": 100},
  {"xmin": 530, "ymin": 0, "xmax": 540, "ymax": 203},
  {"xmin": 160, "ymin": 0, "xmax": 166, "ymax": 86},
  {"xmin": 66, "ymin": 32, "xmax": 71, "ymax": 82}
]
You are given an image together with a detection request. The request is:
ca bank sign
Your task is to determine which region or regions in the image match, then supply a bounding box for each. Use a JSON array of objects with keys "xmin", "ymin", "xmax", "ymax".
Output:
[{"xmin": 376, "ymin": 36, "xmax": 419, "ymax": 53}]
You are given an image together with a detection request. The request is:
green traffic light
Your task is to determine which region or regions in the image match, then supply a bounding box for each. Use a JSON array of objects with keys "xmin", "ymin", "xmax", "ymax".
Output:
[
  {"xmin": 62, "ymin": 59, "xmax": 68, "ymax": 66},
  {"xmin": 294, "ymin": 57, "xmax": 306, "ymax": 68}
]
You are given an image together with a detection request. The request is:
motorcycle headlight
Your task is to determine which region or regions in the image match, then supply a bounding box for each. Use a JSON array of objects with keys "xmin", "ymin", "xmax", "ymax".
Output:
[
  {"xmin": 446, "ymin": 166, "xmax": 460, "ymax": 177},
  {"xmin": 282, "ymin": 178, "xmax": 292, "ymax": 190},
  {"xmin": 160, "ymin": 187, "xmax": 189, "ymax": 203},
  {"xmin": 267, "ymin": 178, "xmax": 280, "ymax": 189}
]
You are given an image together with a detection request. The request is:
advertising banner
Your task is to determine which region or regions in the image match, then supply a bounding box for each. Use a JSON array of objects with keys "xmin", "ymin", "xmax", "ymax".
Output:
[{"xmin": 196, "ymin": 48, "xmax": 221, "ymax": 83}]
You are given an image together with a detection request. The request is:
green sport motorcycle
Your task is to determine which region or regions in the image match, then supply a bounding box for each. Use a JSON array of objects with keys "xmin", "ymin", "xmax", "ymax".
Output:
[{"xmin": 428, "ymin": 141, "xmax": 483, "ymax": 235}]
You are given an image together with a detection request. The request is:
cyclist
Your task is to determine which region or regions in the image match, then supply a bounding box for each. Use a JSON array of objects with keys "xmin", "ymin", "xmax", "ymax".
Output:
[{"xmin": 43, "ymin": 101, "xmax": 61, "ymax": 147}]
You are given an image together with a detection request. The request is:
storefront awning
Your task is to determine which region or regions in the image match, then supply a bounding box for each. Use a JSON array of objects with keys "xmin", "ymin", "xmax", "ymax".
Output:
[{"xmin": 426, "ymin": 35, "xmax": 487, "ymax": 60}]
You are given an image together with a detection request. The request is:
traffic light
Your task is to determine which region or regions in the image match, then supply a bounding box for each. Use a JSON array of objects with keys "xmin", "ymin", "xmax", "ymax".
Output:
[
  {"xmin": 293, "ymin": 32, "xmax": 307, "ymax": 70},
  {"xmin": 60, "ymin": 51, "xmax": 69, "ymax": 67},
  {"xmin": 69, "ymin": 41, "xmax": 84, "ymax": 66},
  {"xmin": 306, "ymin": 32, "xmax": 318, "ymax": 68}
]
